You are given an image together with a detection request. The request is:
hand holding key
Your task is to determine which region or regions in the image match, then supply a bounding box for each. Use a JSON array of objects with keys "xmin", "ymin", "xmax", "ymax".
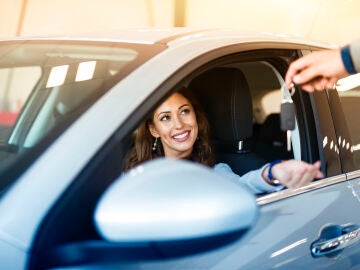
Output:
[{"xmin": 285, "ymin": 48, "xmax": 350, "ymax": 92}]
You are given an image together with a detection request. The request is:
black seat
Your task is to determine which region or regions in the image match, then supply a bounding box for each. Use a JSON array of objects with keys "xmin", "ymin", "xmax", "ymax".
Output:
[
  {"xmin": 255, "ymin": 113, "xmax": 293, "ymax": 162},
  {"xmin": 189, "ymin": 67, "xmax": 266, "ymax": 176}
]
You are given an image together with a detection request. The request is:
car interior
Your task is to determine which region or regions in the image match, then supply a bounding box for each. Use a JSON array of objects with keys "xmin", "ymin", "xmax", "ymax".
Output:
[
  {"xmin": 188, "ymin": 64, "xmax": 293, "ymax": 176},
  {"xmin": 185, "ymin": 61, "xmax": 297, "ymax": 177}
]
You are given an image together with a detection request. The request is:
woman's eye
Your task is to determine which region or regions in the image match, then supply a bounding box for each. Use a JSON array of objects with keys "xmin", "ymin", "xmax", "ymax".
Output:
[
  {"xmin": 181, "ymin": 108, "xmax": 190, "ymax": 115},
  {"xmin": 160, "ymin": 115, "xmax": 170, "ymax": 121}
]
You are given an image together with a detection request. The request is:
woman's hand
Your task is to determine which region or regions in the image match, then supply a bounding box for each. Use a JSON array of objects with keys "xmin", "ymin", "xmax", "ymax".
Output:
[{"xmin": 263, "ymin": 160, "xmax": 324, "ymax": 189}]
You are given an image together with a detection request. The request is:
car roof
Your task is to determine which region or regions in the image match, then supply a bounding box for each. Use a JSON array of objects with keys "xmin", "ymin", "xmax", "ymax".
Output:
[{"xmin": 0, "ymin": 28, "xmax": 336, "ymax": 49}]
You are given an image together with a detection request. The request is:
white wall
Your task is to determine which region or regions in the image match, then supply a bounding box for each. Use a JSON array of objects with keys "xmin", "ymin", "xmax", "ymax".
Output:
[
  {"xmin": 0, "ymin": 0, "xmax": 359, "ymax": 45},
  {"xmin": 186, "ymin": 0, "xmax": 360, "ymax": 45},
  {"xmin": 0, "ymin": 0, "xmax": 24, "ymax": 37},
  {"xmin": 0, "ymin": 0, "xmax": 174, "ymax": 37}
]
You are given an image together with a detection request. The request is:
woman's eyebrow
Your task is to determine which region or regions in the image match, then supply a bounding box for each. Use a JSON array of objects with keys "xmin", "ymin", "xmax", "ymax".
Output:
[
  {"xmin": 157, "ymin": 110, "xmax": 170, "ymax": 118},
  {"xmin": 156, "ymin": 103, "xmax": 190, "ymax": 118},
  {"xmin": 179, "ymin": 103, "xmax": 190, "ymax": 110}
]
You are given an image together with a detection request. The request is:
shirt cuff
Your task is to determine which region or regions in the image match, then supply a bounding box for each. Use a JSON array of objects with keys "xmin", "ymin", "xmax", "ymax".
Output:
[
  {"xmin": 341, "ymin": 45, "xmax": 357, "ymax": 74},
  {"xmin": 257, "ymin": 163, "xmax": 284, "ymax": 192}
]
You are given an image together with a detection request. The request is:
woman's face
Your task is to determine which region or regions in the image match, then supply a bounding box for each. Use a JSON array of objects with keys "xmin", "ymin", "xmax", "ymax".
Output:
[{"xmin": 149, "ymin": 92, "xmax": 198, "ymax": 159}]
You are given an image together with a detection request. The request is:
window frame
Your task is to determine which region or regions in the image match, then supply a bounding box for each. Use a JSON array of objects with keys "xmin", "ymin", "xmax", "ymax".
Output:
[{"xmin": 327, "ymin": 87, "xmax": 360, "ymax": 173}]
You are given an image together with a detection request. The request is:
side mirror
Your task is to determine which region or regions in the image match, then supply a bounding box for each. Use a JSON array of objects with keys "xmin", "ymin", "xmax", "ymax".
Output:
[{"xmin": 94, "ymin": 159, "xmax": 258, "ymax": 243}]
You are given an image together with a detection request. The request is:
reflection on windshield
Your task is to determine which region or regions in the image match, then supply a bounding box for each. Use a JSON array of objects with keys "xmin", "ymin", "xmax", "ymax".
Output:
[{"xmin": 0, "ymin": 40, "xmax": 162, "ymax": 189}]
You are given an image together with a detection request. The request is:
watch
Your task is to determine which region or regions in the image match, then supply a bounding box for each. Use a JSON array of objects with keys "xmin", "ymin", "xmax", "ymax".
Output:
[{"xmin": 267, "ymin": 159, "xmax": 282, "ymax": 185}]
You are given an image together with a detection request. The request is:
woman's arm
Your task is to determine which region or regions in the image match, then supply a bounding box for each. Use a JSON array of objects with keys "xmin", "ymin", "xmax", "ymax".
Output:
[{"xmin": 213, "ymin": 160, "xmax": 323, "ymax": 194}]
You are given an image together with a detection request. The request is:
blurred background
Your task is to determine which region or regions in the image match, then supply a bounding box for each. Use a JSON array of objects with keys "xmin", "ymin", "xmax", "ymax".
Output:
[{"xmin": 0, "ymin": 0, "xmax": 359, "ymax": 45}]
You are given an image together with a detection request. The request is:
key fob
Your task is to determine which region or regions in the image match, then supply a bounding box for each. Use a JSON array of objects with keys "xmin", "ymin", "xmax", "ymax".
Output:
[{"xmin": 280, "ymin": 102, "xmax": 295, "ymax": 131}]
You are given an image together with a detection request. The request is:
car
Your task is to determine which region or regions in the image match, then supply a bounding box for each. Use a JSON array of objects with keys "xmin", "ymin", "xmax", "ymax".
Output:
[{"xmin": 0, "ymin": 28, "xmax": 360, "ymax": 269}]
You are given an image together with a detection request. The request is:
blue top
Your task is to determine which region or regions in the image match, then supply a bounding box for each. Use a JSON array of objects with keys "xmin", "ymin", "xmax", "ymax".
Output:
[{"xmin": 213, "ymin": 163, "xmax": 284, "ymax": 194}]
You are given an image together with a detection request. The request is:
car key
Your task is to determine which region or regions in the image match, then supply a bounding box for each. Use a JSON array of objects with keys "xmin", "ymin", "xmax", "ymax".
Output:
[{"xmin": 280, "ymin": 85, "xmax": 296, "ymax": 151}]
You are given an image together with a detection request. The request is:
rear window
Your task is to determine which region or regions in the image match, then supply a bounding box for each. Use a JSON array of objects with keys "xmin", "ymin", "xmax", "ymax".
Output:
[{"xmin": 337, "ymin": 81, "xmax": 360, "ymax": 169}]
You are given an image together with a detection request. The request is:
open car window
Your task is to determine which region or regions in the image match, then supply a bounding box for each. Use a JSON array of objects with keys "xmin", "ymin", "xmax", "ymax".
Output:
[{"xmin": 122, "ymin": 60, "xmax": 300, "ymax": 197}]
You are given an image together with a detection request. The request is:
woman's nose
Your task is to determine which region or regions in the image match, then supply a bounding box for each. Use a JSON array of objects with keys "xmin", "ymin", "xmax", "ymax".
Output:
[{"xmin": 173, "ymin": 115, "xmax": 184, "ymax": 128}]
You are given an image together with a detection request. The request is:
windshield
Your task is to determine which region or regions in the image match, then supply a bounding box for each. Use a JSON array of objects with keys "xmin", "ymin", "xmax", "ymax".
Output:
[{"xmin": 0, "ymin": 40, "xmax": 164, "ymax": 189}]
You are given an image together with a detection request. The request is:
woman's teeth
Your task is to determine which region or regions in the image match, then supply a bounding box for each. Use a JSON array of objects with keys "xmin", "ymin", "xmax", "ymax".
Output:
[{"xmin": 173, "ymin": 131, "xmax": 189, "ymax": 139}]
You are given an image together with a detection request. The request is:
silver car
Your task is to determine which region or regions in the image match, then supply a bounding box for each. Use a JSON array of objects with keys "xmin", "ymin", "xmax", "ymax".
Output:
[{"xmin": 0, "ymin": 28, "xmax": 360, "ymax": 269}]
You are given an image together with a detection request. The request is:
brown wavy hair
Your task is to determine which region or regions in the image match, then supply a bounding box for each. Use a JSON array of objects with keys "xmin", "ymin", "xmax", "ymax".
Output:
[{"xmin": 124, "ymin": 87, "xmax": 215, "ymax": 171}]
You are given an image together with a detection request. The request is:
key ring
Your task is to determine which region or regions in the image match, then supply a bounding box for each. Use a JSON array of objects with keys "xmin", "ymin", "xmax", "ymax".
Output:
[{"xmin": 289, "ymin": 83, "xmax": 296, "ymax": 96}]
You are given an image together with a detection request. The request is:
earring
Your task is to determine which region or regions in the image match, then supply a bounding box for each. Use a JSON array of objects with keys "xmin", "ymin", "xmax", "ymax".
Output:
[{"xmin": 152, "ymin": 137, "xmax": 158, "ymax": 151}]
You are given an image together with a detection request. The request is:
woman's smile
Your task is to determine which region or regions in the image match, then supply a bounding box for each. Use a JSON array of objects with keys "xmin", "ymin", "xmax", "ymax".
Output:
[{"xmin": 172, "ymin": 130, "xmax": 191, "ymax": 142}]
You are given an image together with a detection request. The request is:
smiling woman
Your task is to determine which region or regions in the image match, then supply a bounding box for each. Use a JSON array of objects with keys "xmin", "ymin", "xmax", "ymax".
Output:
[
  {"xmin": 124, "ymin": 83, "xmax": 323, "ymax": 194},
  {"xmin": 124, "ymin": 87, "xmax": 215, "ymax": 170}
]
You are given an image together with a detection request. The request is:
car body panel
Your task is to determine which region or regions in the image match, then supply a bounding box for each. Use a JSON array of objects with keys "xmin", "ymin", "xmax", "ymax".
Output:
[
  {"xmin": 0, "ymin": 240, "xmax": 25, "ymax": 269},
  {"xmin": 116, "ymin": 179, "xmax": 358, "ymax": 270},
  {"xmin": 3, "ymin": 28, "xmax": 336, "ymax": 49}
]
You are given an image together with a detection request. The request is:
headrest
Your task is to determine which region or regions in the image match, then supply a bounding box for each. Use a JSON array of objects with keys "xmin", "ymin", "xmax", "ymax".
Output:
[
  {"xmin": 189, "ymin": 67, "xmax": 253, "ymax": 141},
  {"xmin": 259, "ymin": 113, "xmax": 285, "ymax": 144}
]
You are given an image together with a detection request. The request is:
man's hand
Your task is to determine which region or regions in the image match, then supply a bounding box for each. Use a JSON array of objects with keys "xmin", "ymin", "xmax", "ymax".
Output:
[{"xmin": 285, "ymin": 49, "xmax": 349, "ymax": 92}]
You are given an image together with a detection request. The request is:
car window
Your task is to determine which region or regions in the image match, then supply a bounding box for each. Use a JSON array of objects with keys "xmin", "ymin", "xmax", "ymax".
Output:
[
  {"xmin": 0, "ymin": 40, "xmax": 165, "ymax": 190},
  {"xmin": 237, "ymin": 61, "xmax": 299, "ymax": 163},
  {"xmin": 122, "ymin": 60, "xmax": 299, "ymax": 191},
  {"xmin": 0, "ymin": 66, "xmax": 40, "ymax": 142},
  {"xmin": 337, "ymin": 76, "xmax": 360, "ymax": 169}
]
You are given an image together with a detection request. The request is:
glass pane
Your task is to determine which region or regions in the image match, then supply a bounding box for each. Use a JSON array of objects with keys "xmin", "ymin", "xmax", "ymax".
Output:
[
  {"xmin": 0, "ymin": 40, "xmax": 164, "ymax": 190},
  {"xmin": 337, "ymin": 75, "xmax": 360, "ymax": 168},
  {"xmin": 0, "ymin": 66, "xmax": 40, "ymax": 142}
]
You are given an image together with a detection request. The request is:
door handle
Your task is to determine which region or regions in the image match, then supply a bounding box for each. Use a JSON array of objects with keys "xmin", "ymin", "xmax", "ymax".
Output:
[{"xmin": 311, "ymin": 224, "xmax": 360, "ymax": 257}]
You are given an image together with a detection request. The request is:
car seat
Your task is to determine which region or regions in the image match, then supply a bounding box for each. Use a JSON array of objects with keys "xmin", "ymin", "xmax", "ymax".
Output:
[
  {"xmin": 254, "ymin": 113, "xmax": 293, "ymax": 162},
  {"xmin": 189, "ymin": 67, "xmax": 266, "ymax": 176}
]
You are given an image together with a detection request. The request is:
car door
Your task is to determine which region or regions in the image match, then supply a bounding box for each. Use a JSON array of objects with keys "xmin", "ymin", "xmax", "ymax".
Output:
[
  {"xmin": 28, "ymin": 45, "xmax": 360, "ymax": 270},
  {"xmin": 123, "ymin": 49, "xmax": 360, "ymax": 269},
  {"xmin": 215, "ymin": 88, "xmax": 360, "ymax": 270},
  {"xmin": 118, "ymin": 49, "xmax": 360, "ymax": 269}
]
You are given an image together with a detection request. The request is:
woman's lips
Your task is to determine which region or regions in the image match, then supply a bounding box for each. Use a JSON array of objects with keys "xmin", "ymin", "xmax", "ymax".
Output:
[{"xmin": 172, "ymin": 131, "xmax": 190, "ymax": 142}]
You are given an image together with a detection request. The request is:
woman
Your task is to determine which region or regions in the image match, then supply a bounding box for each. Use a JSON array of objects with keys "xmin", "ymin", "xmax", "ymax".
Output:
[{"xmin": 124, "ymin": 88, "xmax": 323, "ymax": 194}]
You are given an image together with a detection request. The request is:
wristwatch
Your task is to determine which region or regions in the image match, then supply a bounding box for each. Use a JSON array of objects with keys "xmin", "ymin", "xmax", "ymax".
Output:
[{"xmin": 267, "ymin": 159, "xmax": 282, "ymax": 185}]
